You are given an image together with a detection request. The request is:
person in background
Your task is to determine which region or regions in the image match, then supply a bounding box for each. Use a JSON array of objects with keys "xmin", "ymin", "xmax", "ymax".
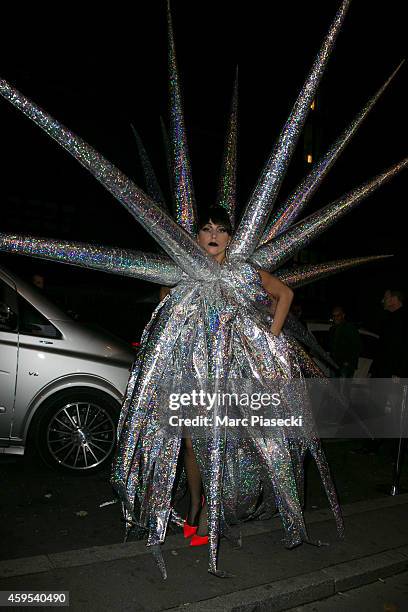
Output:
[
  {"xmin": 370, "ymin": 290, "xmax": 408, "ymax": 380},
  {"xmin": 353, "ymin": 289, "xmax": 408, "ymax": 456},
  {"xmin": 31, "ymin": 273, "xmax": 45, "ymax": 291},
  {"xmin": 329, "ymin": 305, "xmax": 361, "ymax": 378}
]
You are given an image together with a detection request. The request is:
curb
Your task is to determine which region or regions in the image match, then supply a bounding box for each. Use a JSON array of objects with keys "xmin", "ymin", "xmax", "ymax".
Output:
[
  {"xmin": 168, "ymin": 546, "xmax": 408, "ymax": 611},
  {"xmin": 1, "ymin": 494, "xmax": 408, "ymax": 580}
]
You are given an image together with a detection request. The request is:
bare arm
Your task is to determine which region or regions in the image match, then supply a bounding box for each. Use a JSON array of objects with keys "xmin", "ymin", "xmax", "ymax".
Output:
[{"xmin": 258, "ymin": 270, "xmax": 294, "ymax": 336}]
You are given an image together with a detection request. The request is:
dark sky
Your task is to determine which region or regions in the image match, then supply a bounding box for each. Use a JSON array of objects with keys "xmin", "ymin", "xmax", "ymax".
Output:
[{"xmin": 0, "ymin": 1, "xmax": 406, "ymax": 327}]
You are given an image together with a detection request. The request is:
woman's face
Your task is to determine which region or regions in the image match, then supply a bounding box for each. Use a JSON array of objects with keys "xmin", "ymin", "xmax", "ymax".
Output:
[{"xmin": 197, "ymin": 219, "xmax": 231, "ymax": 262}]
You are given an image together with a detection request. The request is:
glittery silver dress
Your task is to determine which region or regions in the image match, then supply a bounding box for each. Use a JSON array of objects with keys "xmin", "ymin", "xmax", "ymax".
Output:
[
  {"xmin": 112, "ymin": 257, "xmax": 345, "ymax": 577},
  {"xmin": 0, "ymin": 0, "xmax": 406, "ymax": 577}
]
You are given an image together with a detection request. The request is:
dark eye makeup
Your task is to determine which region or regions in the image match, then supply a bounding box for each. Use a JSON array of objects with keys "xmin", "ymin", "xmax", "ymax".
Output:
[{"xmin": 200, "ymin": 225, "xmax": 227, "ymax": 233}]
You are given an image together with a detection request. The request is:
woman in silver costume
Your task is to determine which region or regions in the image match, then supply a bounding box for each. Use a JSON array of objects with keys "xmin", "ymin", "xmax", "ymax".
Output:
[
  {"xmin": 109, "ymin": 197, "xmax": 344, "ymax": 579},
  {"xmin": 182, "ymin": 205, "xmax": 294, "ymax": 546},
  {"xmin": 0, "ymin": 0, "xmax": 406, "ymax": 577}
]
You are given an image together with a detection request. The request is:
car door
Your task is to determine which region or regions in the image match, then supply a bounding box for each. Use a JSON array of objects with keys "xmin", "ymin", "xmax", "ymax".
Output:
[
  {"xmin": 11, "ymin": 291, "xmax": 64, "ymax": 440},
  {"xmin": 0, "ymin": 276, "xmax": 19, "ymax": 441}
]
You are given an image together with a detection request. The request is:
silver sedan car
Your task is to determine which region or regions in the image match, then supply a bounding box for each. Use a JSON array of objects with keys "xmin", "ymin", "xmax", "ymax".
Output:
[{"xmin": 0, "ymin": 266, "xmax": 134, "ymax": 473}]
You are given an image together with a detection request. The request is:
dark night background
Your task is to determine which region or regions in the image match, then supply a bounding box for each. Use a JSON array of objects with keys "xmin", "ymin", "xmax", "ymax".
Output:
[{"xmin": 0, "ymin": 1, "xmax": 406, "ymax": 341}]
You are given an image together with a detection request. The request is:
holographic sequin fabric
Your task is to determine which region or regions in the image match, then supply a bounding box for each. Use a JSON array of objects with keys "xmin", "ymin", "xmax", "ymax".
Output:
[
  {"xmin": 131, "ymin": 125, "xmax": 167, "ymax": 209},
  {"xmin": 260, "ymin": 62, "xmax": 404, "ymax": 245},
  {"xmin": 167, "ymin": 3, "xmax": 197, "ymax": 235},
  {"xmin": 277, "ymin": 255, "xmax": 392, "ymax": 289},
  {"xmin": 0, "ymin": 233, "xmax": 183, "ymax": 285},
  {"xmin": 0, "ymin": 0, "xmax": 405, "ymax": 579},
  {"xmin": 0, "ymin": 78, "xmax": 218, "ymax": 283},
  {"xmin": 216, "ymin": 69, "xmax": 238, "ymax": 227},
  {"xmin": 251, "ymin": 159, "xmax": 408, "ymax": 271},
  {"xmin": 229, "ymin": 0, "xmax": 351, "ymax": 261},
  {"xmin": 111, "ymin": 262, "xmax": 344, "ymax": 576}
]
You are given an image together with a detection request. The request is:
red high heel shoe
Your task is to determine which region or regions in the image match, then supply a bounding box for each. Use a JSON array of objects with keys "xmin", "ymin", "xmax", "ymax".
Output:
[
  {"xmin": 190, "ymin": 533, "xmax": 208, "ymax": 546},
  {"xmin": 183, "ymin": 521, "xmax": 198, "ymax": 539},
  {"xmin": 184, "ymin": 495, "xmax": 206, "ymax": 539}
]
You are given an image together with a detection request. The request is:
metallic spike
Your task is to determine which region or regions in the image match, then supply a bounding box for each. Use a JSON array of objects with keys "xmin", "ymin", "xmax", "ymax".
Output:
[
  {"xmin": 0, "ymin": 233, "xmax": 183, "ymax": 286},
  {"xmin": 131, "ymin": 124, "xmax": 167, "ymax": 209},
  {"xmin": 288, "ymin": 338, "xmax": 327, "ymax": 378},
  {"xmin": 229, "ymin": 0, "xmax": 351, "ymax": 261},
  {"xmin": 150, "ymin": 544, "xmax": 167, "ymax": 580},
  {"xmin": 215, "ymin": 67, "xmax": 238, "ymax": 227},
  {"xmin": 167, "ymin": 1, "xmax": 197, "ymax": 234},
  {"xmin": 0, "ymin": 78, "xmax": 218, "ymax": 281},
  {"xmin": 276, "ymin": 255, "xmax": 393, "ymax": 288},
  {"xmin": 160, "ymin": 116, "xmax": 175, "ymax": 212},
  {"xmin": 251, "ymin": 158, "xmax": 408, "ymax": 271},
  {"xmin": 284, "ymin": 313, "xmax": 338, "ymax": 370},
  {"xmin": 261, "ymin": 61, "xmax": 405, "ymax": 244}
]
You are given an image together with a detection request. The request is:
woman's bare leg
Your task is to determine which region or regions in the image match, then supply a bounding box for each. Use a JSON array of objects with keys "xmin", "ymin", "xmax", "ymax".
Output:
[
  {"xmin": 184, "ymin": 437, "xmax": 202, "ymax": 525},
  {"xmin": 184, "ymin": 437, "xmax": 208, "ymax": 535}
]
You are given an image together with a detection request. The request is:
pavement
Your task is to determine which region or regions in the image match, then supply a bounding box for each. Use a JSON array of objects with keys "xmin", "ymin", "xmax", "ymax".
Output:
[
  {"xmin": 1, "ymin": 492, "xmax": 408, "ymax": 611},
  {"xmin": 2, "ymin": 439, "xmax": 407, "ymax": 562},
  {"xmin": 286, "ymin": 570, "xmax": 408, "ymax": 611}
]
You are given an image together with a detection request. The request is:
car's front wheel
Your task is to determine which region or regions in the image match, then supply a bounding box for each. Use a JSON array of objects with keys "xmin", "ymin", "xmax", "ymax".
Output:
[{"xmin": 35, "ymin": 389, "xmax": 119, "ymax": 473}]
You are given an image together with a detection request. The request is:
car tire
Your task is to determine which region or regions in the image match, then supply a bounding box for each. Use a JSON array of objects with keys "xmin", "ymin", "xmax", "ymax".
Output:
[{"xmin": 35, "ymin": 389, "xmax": 119, "ymax": 474}]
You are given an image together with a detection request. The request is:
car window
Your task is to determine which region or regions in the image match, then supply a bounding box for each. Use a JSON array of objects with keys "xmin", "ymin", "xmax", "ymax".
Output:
[
  {"xmin": 18, "ymin": 295, "xmax": 61, "ymax": 339},
  {"xmin": 0, "ymin": 279, "xmax": 18, "ymax": 333}
]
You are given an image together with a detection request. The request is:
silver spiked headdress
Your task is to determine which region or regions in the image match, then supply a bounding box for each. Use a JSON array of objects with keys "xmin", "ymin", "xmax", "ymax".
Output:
[
  {"xmin": 0, "ymin": 0, "xmax": 406, "ymax": 579},
  {"xmin": 0, "ymin": 1, "xmax": 404, "ymax": 289}
]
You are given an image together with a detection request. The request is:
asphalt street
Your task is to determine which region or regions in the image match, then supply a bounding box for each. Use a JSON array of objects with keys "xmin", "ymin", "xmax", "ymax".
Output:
[
  {"xmin": 1, "ymin": 439, "xmax": 407, "ymax": 561},
  {"xmin": 0, "ymin": 452, "xmax": 122, "ymax": 560}
]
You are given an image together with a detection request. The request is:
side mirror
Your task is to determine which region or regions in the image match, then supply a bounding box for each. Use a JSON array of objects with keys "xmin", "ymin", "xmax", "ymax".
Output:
[{"xmin": 0, "ymin": 302, "xmax": 18, "ymax": 331}]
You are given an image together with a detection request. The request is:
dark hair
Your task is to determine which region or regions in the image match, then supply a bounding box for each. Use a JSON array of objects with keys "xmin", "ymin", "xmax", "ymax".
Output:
[
  {"xmin": 197, "ymin": 206, "xmax": 233, "ymax": 235},
  {"xmin": 387, "ymin": 289, "xmax": 405, "ymax": 304}
]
